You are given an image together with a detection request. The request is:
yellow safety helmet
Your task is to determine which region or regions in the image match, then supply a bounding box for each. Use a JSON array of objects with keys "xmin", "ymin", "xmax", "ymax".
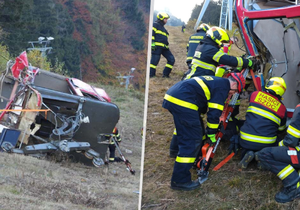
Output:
[
  {"xmin": 265, "ymin": 77, "xmax": 286, "ymax": 97},
  {"xmin": 196, "ymin": 23, "xmax": 210, "ymax": 32},
  {"xmin": 157, "ymin": 12, "xmax": 170, "ymax": 21},
  {"xmin": 207, "ymin": 26, "xmax": 230, "ymax": 46}
]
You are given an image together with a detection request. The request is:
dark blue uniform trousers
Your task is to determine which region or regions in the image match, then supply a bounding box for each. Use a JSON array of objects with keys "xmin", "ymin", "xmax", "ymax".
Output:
[
  {"xmin": 150, "ymin": 47, "xmax": 175, "ymax": 77},
  {"xmin": 167, "ymin": 103, "xmax": 202, "ymax": 183},
  {"xmin": 258, "ymin": 146, "xmax": 300, "ymax": 187}
]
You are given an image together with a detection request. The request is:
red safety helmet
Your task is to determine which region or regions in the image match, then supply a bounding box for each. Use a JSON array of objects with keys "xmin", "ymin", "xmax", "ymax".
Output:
[
  {"xmin": 230, "ymin": 72, "xmax": 246, "ymax": 93},
  {"xmin": 112, "ymin": 127, "xmax": 118, "ymax": 134}
]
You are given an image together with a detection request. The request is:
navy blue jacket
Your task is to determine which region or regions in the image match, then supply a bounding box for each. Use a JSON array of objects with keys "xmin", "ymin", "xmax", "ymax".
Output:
[
  {"xmin": 188, "ymin": 37, "xmax": 250, "ymax": 77},
  {"xmin": 163, "ymin": 76, "xmax": 231, "ymax": 134},
  {"xmin": 152, "ymin": 20, "xmax": 169, "ymax": 47},
  {"xmin": 186, "ymin": 30, "xmax": 206, "ymax": 64},
  {"xmin": 282, "ymin": 103, "xmax": 300, "ymax": 147},
  {"xmin": 240, "ymin": 91, "xmax": 287, "ymax": 151}
]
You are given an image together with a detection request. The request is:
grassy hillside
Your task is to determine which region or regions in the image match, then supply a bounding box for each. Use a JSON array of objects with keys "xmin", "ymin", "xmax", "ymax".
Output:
[
  {"xmin": 0, "ymin": 84, "xmax": 144, "ymax": 210},
  {"xmin": 141, "ymin": 26, "xmax": 300, "ymax": 209}
]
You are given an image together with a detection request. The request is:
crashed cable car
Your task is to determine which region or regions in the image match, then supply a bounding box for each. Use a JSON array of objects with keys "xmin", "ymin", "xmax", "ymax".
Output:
[
  {"xmin": 234, "ymin": 0, "xmax": 300, "ymax": 118},
  {"xmin": 0, "ymin": 51, "xmax": 120, "ymax": 168}
]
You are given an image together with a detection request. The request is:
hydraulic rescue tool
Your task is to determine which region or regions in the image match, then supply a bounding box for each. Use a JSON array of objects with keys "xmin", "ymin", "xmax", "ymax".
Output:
[
  {"xmin": 196, "ymin": 68, "xmax": 250, "ymax": 184},
  {"xmin": 213, "ymin": 68, "xmax": 260, "ymax": 171},
  {"xmin": 111, "ymin": 135, "xmax": 135, "ymax": 175}
]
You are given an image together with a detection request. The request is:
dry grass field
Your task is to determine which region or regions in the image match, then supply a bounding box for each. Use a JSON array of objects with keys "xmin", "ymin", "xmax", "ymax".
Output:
[
  {"xmin": 0, "ymin": 85, "xmax": 144, "ymax": 210},
  {"xmin": 141, "ymin": 26, "xmax": 300, "ymax": 210}
]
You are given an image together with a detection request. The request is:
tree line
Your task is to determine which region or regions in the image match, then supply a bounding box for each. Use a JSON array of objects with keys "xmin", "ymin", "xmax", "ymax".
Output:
[{"xmin": 0, "ymin": 0, "xmax": 150, "ymax": 89}]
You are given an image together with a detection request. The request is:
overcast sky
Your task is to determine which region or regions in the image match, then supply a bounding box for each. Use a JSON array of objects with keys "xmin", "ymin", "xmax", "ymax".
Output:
[{"xmin": 153, "ymin": 0, "xmax": 203, "ymax": 23}]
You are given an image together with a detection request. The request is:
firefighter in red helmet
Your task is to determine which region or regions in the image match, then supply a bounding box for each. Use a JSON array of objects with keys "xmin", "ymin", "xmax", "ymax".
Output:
[
  {"xmin": 106, "ymin": 127, "xmax": 122, "ymax": 162},
  {"xmin": 162, "ymin": 73, "xmax": 246, "ymax": 191}
]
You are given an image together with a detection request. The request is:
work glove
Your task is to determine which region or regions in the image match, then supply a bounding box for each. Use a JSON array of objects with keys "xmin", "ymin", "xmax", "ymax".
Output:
[
  {"xmin": 236, "ymin": 66, "xmax": 242, "ymax": 72},
  {"xmin": 207, "ymin": 134, "xmax": 216, "ymax": 146},
  {"xmin": 227, "ymin": 134, "xmax": 240, "ymax": 155},
  {"xmin": 247, "ymin": 59, "xmax": 253, "ymax": 69},
  {"xmin": 151, "ymin": 42, "xmax": 156, "ymax": 51}
]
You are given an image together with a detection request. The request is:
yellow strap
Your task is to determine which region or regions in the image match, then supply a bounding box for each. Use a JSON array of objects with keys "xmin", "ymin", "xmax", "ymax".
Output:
[
  {"xmin": 247, "ymin": 106, "xmax": 280, "ymax": 125},
  {"xmin": 189, "ymin": 40, "xmax": 201, "ymax": 44},
  {"xmin": 287, "ymin": 125, "xmax": 300, "ymax": 138},
  {"xmin": 190, "ymin": 35, "xmax": 204, "ymax": 39},
  {"xmin": 164, "ymin": 94, "xmax": 198, "ymax": 110},
  {"xmin": 176, "ymin": 156, "xmax": 196, "ymax": 163},
  {"xmin": 207, "ymin": 122, "xmax": 219, "ymax": 129},
  {"xmin": 240, "ymin": 131, "xmax": 277, "ymax": 144},
  {"xmin": 155, "ymin": 42, "xmax": 165, "ymax": 47},
  {"xmin": 278, "ymin": 165, "xmax": 295, "ymax": 180},
  {"xmin": 236, "ymin": 57, "xmax": 243, "ymax": 67},
  {"xmin": 193, "ymin": 77, "xmax": 211, "ymax": 100},
  {"xmin": 165, "ymin": 64, "xmax": 173, "ymax": 69},
  {"xmin": 212, "ymin": 50, "xmax": 225, "ymax": 62},
  {"xmin": 156, "ymin": 30, "xmax": 168, "ymax": 37},
  {"xmin": 278, "ymin": 140, "xmax": 285, "ymax": 146},
  {"xmin": 150, "ymin": 64, "xmax": 157, "ymax": 69},
  {"xmin": 191, "ymin": 59, "xmax": 216, "ymax": 72},
  {"xmin": 208, "ymin": 102, "xmax": 224, "ymax": 111}
]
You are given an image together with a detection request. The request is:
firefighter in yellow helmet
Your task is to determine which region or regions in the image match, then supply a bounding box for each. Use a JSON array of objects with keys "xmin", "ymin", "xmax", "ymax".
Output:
[
  {"xmin": 184, "ymin": 26, "xmax": 253, "ymax": 79},
  {"xmin": 150, "ymin": 12, "xmax": 175, "ymax": 78},
  {"xmin": 234, "ymin": 77, "xmax": 287, "ymax": 169},
  {"xmin": 186, "ymin": 23, "xmax": 210, "ymax": 70}
]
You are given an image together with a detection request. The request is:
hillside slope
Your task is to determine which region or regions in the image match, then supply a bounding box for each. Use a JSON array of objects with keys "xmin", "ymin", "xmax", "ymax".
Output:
[
  {"xmin": 0, "ymin": 85, "xmax": 144, "ymax": 210},
  {"xmin": 0, "ymin": 0, "xmax": 149, "ymax": 89},
  {"xmin": 142, "ymin": 26, "xmax": 300, "ymax": 209}
]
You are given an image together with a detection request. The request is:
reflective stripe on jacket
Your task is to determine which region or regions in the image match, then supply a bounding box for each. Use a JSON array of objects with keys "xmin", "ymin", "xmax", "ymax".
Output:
[
  {"xmin": 240, "ymin": 91, "xmax": 287, "ymax": 150},
  {"xmin": 283, "ymin": 104, "xmax": 300, "ymax": 147},
  {"xmin": 152, "ymin": 20, "xmax": 169, "ymax": 47},
  {"xmin": 162, "ymin": 76, "xmax": 230, "ymax": 134},
  {"xmin": 186, "ymin": 37, "xmax": 249, "ymax": 78},
  {"xmin": 186, "ymin": 30, "xmax": 206, "ymax": 63}
]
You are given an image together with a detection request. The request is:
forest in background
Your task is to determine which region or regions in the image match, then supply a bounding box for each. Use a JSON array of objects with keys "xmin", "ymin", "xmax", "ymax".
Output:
[
  {"xmin": 189, "ymin": 0, "xmax": 222, "ymax": 26},
  {"xmin": 0, "ymin": 0, "xmax": 150, "ymax": 90},
  {"xmin": 153, "ymin": 1, "xmax": 222, "ymax": 28},
  {"xmin": 152, "ymin": 10, "xmax": 185, "ymax": 26}
]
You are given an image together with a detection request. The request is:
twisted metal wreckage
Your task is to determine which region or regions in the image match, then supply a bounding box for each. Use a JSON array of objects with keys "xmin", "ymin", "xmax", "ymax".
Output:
[{"xmin": 0, "ymin": 51, "xmax": 135, "ymax": 175}]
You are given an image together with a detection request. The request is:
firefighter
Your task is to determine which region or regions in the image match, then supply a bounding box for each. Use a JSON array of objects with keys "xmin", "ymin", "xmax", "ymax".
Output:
[
  {"xmin": 236, "ymin": 77, "xmax": 287, "ymax": 168},
  {"xmin": 256, "ymin": 103, "xmax": 300, "ymax": 203},
  {"xmin": 184, "ymin": 26, "xmax": 252, "ymax": 79},
  {"xmin": 150, "ymin": 12, "xmax": 175, "ymax": 78},
  {"xmin": 107, "ymin": 127, "xmax": 122, "ymax": 162},
  {"xmin": 186, "ymin": 23, "xmax": 210, "ymax": 70},
  {"xmin": 162, "ymin": 73, "xmax": 246, "ymax": 191},
  {"xmin": 182, "ymin": 24, "xmax": 186, "ymax": 33}
]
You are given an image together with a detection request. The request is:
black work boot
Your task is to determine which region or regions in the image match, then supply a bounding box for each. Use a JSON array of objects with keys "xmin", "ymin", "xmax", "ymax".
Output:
[
  {"xmin": 275, "ymin": 183, "xmax": 300, "ymax": 203},
  {"xmin": 114, "ymin": 157, "xmax": 123, "ymax": 162},
  {"xmin": 150, "ymin": 69, "xmax": 156, "ymax": 78},
  {"xmin": 171, "ymin": 180, "xmax": 200, "ymax": 191},
  {"xmin": 162, "ymin": 74, "xmax": 170, "ymax": 78},
  {"xmin": 238, "ymin": 151, "xmax": 254, "ymax": 169}
]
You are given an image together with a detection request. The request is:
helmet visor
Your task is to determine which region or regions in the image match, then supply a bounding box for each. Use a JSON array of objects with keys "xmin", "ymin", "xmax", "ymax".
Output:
[{"xmin": 266, "ymin": 80, "xmax": 286, "ymax": 92}]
